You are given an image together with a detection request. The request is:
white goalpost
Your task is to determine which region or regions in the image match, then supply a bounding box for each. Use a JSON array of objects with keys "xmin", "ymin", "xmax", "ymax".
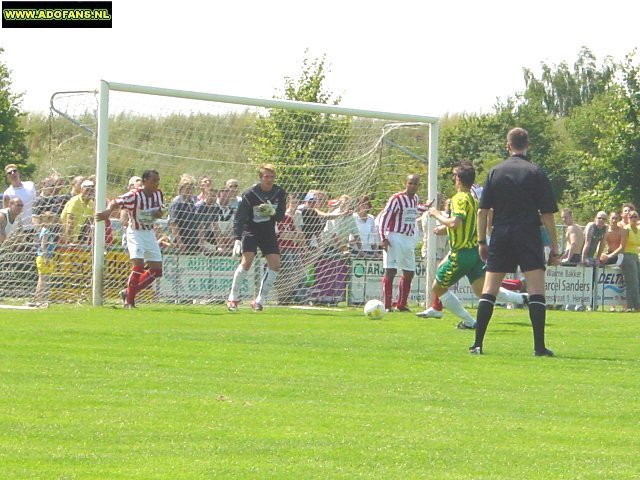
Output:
[
  {"xmin": 0, "ymin": 81, "xmax": 440, "ymax": 308},
  {"xmin": 91, "ymin": 80, "xmax": 440, "ymax": 307}
]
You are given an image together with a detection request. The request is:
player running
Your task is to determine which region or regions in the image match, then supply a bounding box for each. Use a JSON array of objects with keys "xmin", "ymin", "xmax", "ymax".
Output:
[{"xmin": 417, "ymin": 161, "xmax": 527, "ymax": 328}]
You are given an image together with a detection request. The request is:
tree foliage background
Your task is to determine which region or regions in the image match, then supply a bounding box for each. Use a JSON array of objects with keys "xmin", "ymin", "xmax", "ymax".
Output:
[
  {"xmin": 2, "ymin": 46, "xmax": 639, "ymax": 222},
  {"xmin": 439, "ymin": 47, "xmax": 640, "ymax": 220},
  {"xmin": 0, "ymin": 48, "xmax": 31, "ymax": 176},
  {"xmin": 251, "ymin": 52, "xmax": 351, "ymax": 195}
]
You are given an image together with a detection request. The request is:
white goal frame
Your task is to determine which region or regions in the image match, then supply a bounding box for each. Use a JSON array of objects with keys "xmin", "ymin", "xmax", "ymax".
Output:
[{"xmin": 92, "ymin": 80, "xmax": 440, "ymax": 306}]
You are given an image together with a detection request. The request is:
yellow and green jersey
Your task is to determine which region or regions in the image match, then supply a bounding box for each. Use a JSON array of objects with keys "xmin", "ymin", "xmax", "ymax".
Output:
[{"xmin": 448, "ymin": 191, "xmax": 478, "ymax": 251}]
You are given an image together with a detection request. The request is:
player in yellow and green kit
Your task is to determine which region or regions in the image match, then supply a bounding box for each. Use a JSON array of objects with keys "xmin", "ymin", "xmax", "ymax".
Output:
[{"xmin": 417, "ymin": 161, "xmax": 526, "ymax": 328}]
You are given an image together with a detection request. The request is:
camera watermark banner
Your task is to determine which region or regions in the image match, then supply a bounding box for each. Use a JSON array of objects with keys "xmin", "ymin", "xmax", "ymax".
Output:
[{"xmin": 2, "ymin": 1, "xmax": 111, "ymax": 28}]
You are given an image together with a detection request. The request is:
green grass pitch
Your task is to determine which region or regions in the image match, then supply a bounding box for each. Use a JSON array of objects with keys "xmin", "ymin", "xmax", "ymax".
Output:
[{"xmin": 1, "ymin": 304, "xmax": 639, "ymax": 479}]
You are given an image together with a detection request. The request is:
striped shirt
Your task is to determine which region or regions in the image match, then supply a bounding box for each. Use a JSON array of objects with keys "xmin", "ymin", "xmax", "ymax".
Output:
[
  {"xmin": 377, "ymin": 192, "xmax": 427, "ymax": 240},
  {"xmin": 448, "ymin": 191, "xmax": 478, "ymax": 251},
  {"xmin": 115, "ymin": 188, "xmax": 164, "ymax": 231}
]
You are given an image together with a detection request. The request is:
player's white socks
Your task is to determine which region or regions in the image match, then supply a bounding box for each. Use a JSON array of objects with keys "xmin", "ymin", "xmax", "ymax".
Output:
[
  {"xmin": 497, "ymin": 287, "xmax": 525, "ymax": 305},
  {"xmin": 228, "ymin": 265, "xmax": 248, "ymax": 302},
  {"xmin": 440, "ymin": 291, "xmax": 476, "ymax": 325},
  {"xmin": 256, "ymin": 268, "xmax": 279, "ymax": 305}
]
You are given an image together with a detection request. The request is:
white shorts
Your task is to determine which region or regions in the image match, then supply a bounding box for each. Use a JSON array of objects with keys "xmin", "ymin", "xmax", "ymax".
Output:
[
  {"xmin": 127, "ymin": 228, "xmax": 162, "ymax": 262},
  {"xmin": 383, "ymin": 232, "xmax": 417, "ymax": 271}
]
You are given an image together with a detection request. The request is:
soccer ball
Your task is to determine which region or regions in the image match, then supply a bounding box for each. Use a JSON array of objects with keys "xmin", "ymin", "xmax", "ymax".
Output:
[{"xmin": 364, "ymin": 299, "xmax": 385, "ymax": 320}]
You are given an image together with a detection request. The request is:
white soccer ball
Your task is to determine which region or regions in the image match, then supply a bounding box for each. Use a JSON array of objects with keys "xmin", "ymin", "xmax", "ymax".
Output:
[{"xmin": 364, "ymin": 299, "xmax": 385, "ymax": 320}]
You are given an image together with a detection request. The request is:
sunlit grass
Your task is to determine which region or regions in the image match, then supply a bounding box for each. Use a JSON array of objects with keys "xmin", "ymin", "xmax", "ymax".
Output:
[{"xmin": 0, "ymin": 305, "xmax": 638, "ymax": 479}]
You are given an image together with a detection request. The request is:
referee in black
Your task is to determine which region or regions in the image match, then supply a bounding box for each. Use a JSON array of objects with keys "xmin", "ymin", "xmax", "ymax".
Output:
[{"xmin": 470, "ymin": 128, "xmax": 560, "ymax": 356}]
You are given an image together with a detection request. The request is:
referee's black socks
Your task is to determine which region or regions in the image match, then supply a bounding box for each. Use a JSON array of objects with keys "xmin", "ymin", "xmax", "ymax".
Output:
[
  {"xmin": 474, "ymin": 293, "xmax": 496, "ymax": 348},
  {"xmin": 528, "ymin": 294, "xmax": 547, "ymax": 352}
]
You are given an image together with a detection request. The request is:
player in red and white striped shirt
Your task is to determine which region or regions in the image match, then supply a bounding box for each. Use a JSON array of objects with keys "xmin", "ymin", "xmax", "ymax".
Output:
[
  {"xmin": 377, "ymin": 174, "xmax": 430, "ymax": 312},
  {"xmin": 95, "ymin": 169, "xmax": 165, "ymax": 308}
]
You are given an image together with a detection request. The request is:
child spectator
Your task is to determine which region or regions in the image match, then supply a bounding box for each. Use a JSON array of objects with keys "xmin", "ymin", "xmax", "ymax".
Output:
[{"xmin": 34, "ymin": 211, "xmax": 57, "ymax": 306}]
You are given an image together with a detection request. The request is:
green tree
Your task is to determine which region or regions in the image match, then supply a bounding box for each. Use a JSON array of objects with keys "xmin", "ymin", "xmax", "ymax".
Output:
[
  {"xmin": 439, "ymin": 97, "xmax": 557, "ymax": 197},
  {"xmin": 560, "ymin": 51, "xmax": 640, "ymax": 213},
  {"xmin": 0, "ymin": 48, "xmax": 30, "ymax": 175},
  {"xmin": 251, "ymin": 52, "xmax": 351, "ymax": 194},
  {"xmin": 523, "ymin": 46, "xmax": 616, "ymax": 117}
]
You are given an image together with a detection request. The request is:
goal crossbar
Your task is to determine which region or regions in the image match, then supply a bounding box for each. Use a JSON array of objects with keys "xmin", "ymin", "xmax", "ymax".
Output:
[{"xmin": 92, "ymin": 80, "xmax": 440, "ymax": 306}]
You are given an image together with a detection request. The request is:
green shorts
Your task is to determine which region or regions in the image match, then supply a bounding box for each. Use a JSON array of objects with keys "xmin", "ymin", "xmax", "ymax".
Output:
[{"xmin": 435, "ymin": 247, "xmax": 485, "ymax": 289}]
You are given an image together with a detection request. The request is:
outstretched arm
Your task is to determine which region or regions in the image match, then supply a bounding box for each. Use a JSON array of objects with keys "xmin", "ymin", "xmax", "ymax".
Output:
[{"xmin": 95, "ymin": 200, "xmax": 117, "ymax": 222}]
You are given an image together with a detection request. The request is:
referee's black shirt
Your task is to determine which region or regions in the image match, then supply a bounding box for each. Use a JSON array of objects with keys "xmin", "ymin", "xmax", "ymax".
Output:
[{"xmin": 479, "ymin": 154, "xmax": 558, "ymax": 226}]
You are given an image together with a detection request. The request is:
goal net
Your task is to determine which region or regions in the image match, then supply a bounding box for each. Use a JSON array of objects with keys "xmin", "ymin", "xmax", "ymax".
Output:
[{"xmin": 0, "ymin": 83, "xmax": 439, "ymax": 308}]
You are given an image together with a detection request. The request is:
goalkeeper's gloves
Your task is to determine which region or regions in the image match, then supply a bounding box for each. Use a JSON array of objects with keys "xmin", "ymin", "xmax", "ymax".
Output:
[
  {"xmin": 233, "ymin": 239, "xmax": 242, "ymax": 257},
  {"xmin": 257, "ymin": 201, "xmax": 276, "ymax": 217}
]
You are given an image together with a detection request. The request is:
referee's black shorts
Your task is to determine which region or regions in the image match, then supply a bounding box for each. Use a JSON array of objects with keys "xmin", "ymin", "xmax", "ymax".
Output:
[
  {"xmin": 242, "ymin": 232, "xmax": 280, "ymax": 256},
  {"xmin": 486, "ymin": 223, "xmax": 545, "ymax": 273}
]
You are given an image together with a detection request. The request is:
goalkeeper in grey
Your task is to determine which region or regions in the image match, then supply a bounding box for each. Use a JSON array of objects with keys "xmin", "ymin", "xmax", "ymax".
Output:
[{"xmin": 227, "ymin": 163, "xmax": 287, "ymax": 311}]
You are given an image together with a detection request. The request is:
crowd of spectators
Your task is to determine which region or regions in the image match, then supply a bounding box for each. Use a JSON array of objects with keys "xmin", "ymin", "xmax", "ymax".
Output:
[
  {"xmin": 554, "ymin": 206, "xmax": 639, "ymax": 311},
  {"xmin": 3, "ymin": 162, "xmax": 640, "ymax": 309}
]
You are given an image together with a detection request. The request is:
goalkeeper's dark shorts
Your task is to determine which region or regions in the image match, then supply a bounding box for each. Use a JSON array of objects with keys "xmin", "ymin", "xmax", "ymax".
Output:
[{"xmin": 242, "ymin": 232, "xmax": 280, "ymax": 256}]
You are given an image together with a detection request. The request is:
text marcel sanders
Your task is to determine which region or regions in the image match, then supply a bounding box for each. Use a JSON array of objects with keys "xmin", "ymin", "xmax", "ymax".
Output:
[{"xmin": 545, "ymin": 267, "xmax": 591, "ymax": 292}]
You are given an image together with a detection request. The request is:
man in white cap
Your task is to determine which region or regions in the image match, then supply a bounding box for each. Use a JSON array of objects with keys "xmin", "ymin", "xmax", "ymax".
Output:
[
  {"xmin": 128, "ymin": 176, "xmax": 143, "ymax": 190},
  {"xmin": 60, "ymin": 179, "xmax": 95, "ymax": 244}
]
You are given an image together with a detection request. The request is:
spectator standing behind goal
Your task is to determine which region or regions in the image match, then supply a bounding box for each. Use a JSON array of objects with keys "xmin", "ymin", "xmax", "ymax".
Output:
[
  {"xmin": 581, "ymin": 211, "xmax": 607, "ymax": 266},
  {"xmin": 95, "ymin": 170, "xmax": 165, "ymax": 308},
  {"xmin": 225, "ymin": 178, "xmax": 241, "ymax": 210},
  {"xmin": 560, "ymin": 208, "xmax": 584, "ymax": 265},
  {"xmin": 227, "ymin": 164, "xmax": 287, "ymax": 312},
  {"xmin": 377, "ymin": 174, "xmax": 430, "ymax": 312},
  {"xmin": 470, "ymin": 127, "xmax": 560, "ymax": 357},
  {"xmin": 614, "ymin": 210, "xmax": 640, "ymax": 312},
  {"xmin": 197, "ymin": 175, "xmax": 212, "ymax": 202},
  {"xmin": 194, "ymin": 187, "xmax": 221, "ymax": 254},
  {"xmin": 600, "ymin": 211, "xmax": 623, "ymax": 266},
  {"xmin": 3, "ymin": 163, "xmax": 37, "ymax": 231},
  {"xmin": 32, "ymin": 174, "xmax": 69, "ymax": 227},
  {"xmin": 168, "ymin": 175, "xmax": 199, "ymax": 254},
  {"xmin": 34, "ymin": 211, "xmax": 58, "ymax": 306},
  {"xmin": 313, "ymin": 195, "xmax": 359, "ymax": 306},
  {"xmin": 275, "ymin": 194, "xmax": 306, "ymax": 305},
  {"xmin": 0, "ymin": 197, "xmax": 24, "ymax": 244},
  {"xmin": 60, "ymin": 180, "xmax": 95, "ymax": 245},
  {"xmin": 618, "ymin": 203, "xmax": 636, "ymax": 229},
  {"xmin": 69, "ymin": 175, "xmax": 85, "ymax": 198},
  {"xmin": 351, "ymin": 195, "xmax": 379, "ymax": 257},
  {"xmin": 214, "ymin": 187, "xmax": 236, "ymax": 254}
]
